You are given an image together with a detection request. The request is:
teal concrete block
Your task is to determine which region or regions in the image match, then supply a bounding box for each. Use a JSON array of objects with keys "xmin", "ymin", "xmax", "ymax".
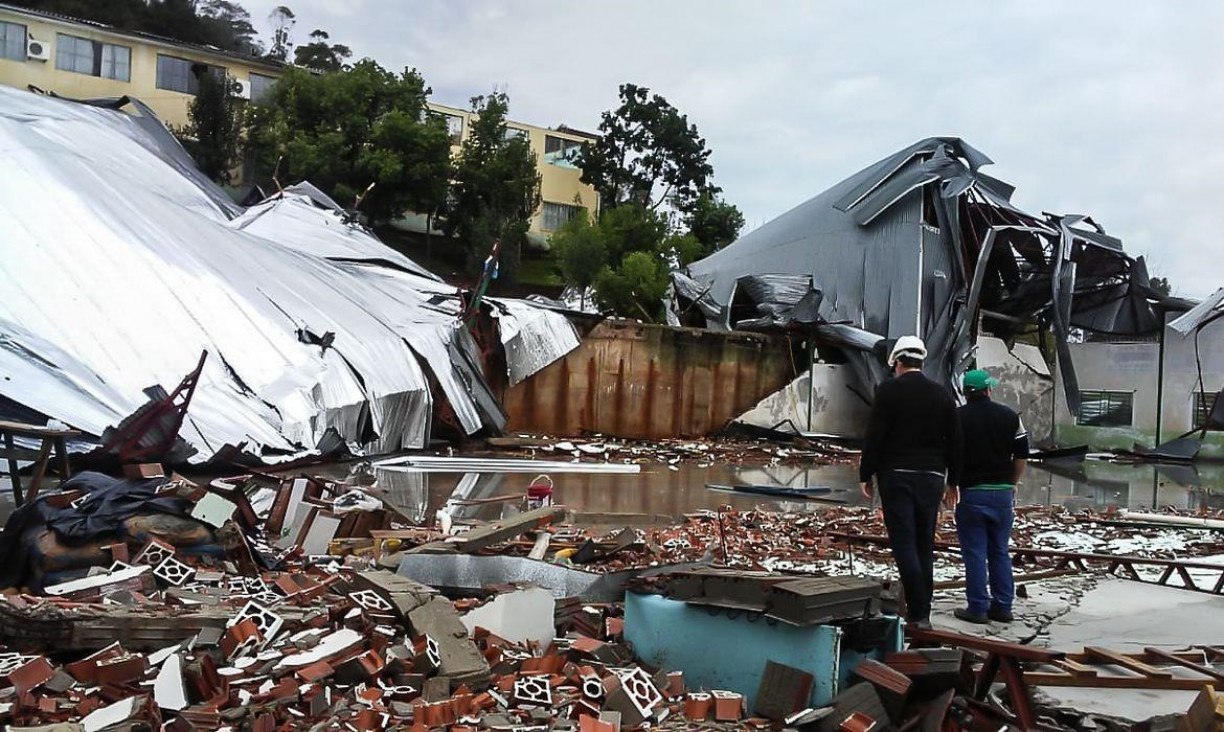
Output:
[{"xmin": 623, "ymin": 592, "xmax": 902, "ymax": 709}]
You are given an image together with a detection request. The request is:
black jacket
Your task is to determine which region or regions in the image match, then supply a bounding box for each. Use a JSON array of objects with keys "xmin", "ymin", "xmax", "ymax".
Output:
[
  {"xmin": 956, "ymin": 396, "xmax": 1029, "ymax": 487},
  {"xmin": 858, "ymin": 371, "xmax": 962, "ymax": 484}
]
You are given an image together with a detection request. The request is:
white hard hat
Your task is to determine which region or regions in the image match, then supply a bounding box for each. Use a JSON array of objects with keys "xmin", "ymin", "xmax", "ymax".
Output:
[{"xmin": 888, "ymin": 335, "xmax": 927, "ymax": 366}]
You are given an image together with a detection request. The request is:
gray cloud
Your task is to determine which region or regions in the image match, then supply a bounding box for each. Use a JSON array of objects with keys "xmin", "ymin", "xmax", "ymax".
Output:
[{"xmin": 242, "ymin": 0, "xmax": 1224, "ymax": 298}]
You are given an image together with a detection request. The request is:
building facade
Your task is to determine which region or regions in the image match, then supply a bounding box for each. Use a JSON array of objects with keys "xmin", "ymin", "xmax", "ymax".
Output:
[
  {"xmin": 0, "ymin": 2, "xmax": 282, "ymax": 130},
  {"xmin": 1053, "ymin": 316, "xmax": 1224, "ymax": 458},
  {"xmin": 419, "ymin": 102, "xmax": 599, "ymax": 245},
  {"xmin": 0, "ymin": 3, "xmax": 599, "ymax": 242}
]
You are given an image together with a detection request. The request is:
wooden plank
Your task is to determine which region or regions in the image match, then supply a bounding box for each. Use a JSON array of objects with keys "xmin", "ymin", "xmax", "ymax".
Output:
[
  {"xmin": 3, "ymin": 431, "xmax": 21, "ymax": 502},
  {"xmin": 24, "ymin": 439, "xmax": 54, "ymax": 504},
  {"xmin": 1084, "ymin": 646, "xmax": 1173, "ymax": 679},
  {"xmin": 1024, "ymin": 673, "xmax": 1210, "ymax": 691},
  {"xmin": 905, "ymin": 627, "xmax": 1063, "ymax": 663},
  {"xmin": 1142, "ymin": 647, "xmax": 1224, "ymax": 683},
  {"xmin": 1054, "ymin": 659, "xmax": 1098, "ymax": 678},
  {"xmin": 408, "ymin": 506, "xmax": 566, "ymax": 554},
  {"xmin": 0, "ymin": 420, "xmax": 82, "ymax": 437}
]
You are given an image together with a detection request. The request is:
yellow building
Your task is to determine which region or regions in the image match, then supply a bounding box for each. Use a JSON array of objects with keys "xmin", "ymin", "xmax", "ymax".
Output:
[
  {"xmin": 425, "ymin": 102, "xmax": 599, "ymax": 243},
  {"xmin": 0, "ymin": 2, "xmax": 599, "ymax": 241},
  {"xmin": 0, "ymin": 2, "xmax": 283, "ymax": 130}
]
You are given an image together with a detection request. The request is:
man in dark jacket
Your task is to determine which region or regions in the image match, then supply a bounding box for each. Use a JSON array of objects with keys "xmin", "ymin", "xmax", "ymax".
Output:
[
  {"xmin": 859, "ymin": 336, "xmax": 962, "ymax": 630},
  {"xmin": 950, "ymin": 369, "xmax": 1028, "ymax": 624}
]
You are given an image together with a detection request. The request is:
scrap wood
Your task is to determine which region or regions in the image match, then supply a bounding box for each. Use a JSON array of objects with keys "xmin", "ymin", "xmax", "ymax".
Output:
[{"xmin": 409, "ymin": 506, "xmax": 567, "ymax": 554}]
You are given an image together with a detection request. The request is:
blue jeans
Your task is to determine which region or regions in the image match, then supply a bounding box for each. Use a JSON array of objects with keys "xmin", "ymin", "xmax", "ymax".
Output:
[{"xmin": 955, "ymin": 488, "xmax": 1015, "ymax": 615}]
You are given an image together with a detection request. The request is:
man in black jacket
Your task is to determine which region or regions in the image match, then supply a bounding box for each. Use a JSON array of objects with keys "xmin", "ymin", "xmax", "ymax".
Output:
[
  {"xmin": 950, "ymin": 369, "xmax": 1029, "ymax": 624},
  {"xmin": 859, "ymin": 336, "xmax": 962, "ymax": 629}
]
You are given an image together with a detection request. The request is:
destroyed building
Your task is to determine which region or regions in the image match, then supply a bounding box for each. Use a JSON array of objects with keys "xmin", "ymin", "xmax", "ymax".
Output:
[
  {"xmin": 670, "ymin": 137, "xmax": 1191, "ymax": 422},
  {"xmin": 0, "ymin": 86, "xmax": 579, "ymax": 464}
]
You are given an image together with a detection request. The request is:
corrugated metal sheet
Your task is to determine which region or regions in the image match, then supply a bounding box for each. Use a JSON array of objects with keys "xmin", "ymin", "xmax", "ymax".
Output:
[{"xmin": 0, "ymin": 87, "xmax": 578, "ymax": 461}]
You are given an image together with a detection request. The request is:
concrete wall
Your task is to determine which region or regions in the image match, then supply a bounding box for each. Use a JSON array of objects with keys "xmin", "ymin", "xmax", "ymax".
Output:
[
  {"xmin": 736, "ymin": 364, "xmax": 872, "ymax": 438},
  {"xmin": 976, "ymin": 336, "xmax": 1055, "ymax": 444},
  {"xmin": 503, "ymin": 320, "xmax": 802, "ymax": 439},
  {"xmin": 1053, "ymin": 316, "xmax": 1224, "ymax": 457},
  {"xmin": 0, "ymin": 7, "xmax": 282, "ymax": 129}
]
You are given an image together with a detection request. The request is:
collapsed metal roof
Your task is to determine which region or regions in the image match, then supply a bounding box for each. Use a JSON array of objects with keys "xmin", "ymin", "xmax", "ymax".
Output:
[
  {"xmin": 672, "ymin": 137, "xmax": 1184, "ymax": 412},
  {"xmin": 0, "ymin": 86, "xmax": 578, "ymax": 462}
]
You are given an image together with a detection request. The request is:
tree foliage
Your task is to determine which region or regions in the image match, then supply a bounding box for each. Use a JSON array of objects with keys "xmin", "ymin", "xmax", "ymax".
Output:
[
  {"xmin": 266, "ymin": 5, "xmax": 295, "ymax": 61},
  {"xmin": 178, "ymin": 70, "xmax": 244, "ymax": 184},
  {"xmin": 686, "ymin": 192, "xmax": 745, "ymax": 255},
  {"xmin": 245, "ymin": 61, "xmax": 452, "ymax": 225},
  {"xmin": 293, "ymin": 29, "xmax": 352, "ymax": 72},
  {"xmin": 577, "ymin": 83, "xmax": 716, "ymax": 218},
  {"xmin": 441, "ymin": 92, "xmax": 542, "ymax": 282},
  {"xmin": 548, "ymin": 213, "xmax": 606, "ymax": 309},
  {"xmin": 12, "ymin": 0, "xmax": 263, "ymax": 55}
]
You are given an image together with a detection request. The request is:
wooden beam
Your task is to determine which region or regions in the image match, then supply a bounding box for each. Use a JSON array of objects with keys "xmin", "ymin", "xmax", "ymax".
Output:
[
  {"xmin": 1024, "ymin": 673, "xmax": 1211, "ymax": 691},
  {"xmin": 1084, "ymin": 646, "xmax": 1172, "ymax": 679},
  {"xmin": 1141, "ymin": 647, "xmax": 1224, "ymax": 684},
  {"xmin": 408, "ymin": 506, "xmax": 567, "ymax": 554}
]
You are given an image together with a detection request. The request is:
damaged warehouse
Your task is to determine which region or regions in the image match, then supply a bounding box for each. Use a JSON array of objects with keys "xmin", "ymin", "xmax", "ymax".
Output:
[
  {"xmin": 0, "ymin": 87, "xmax": 579, "ymax": 464},
  {"xmin": 670, "ymin": 137, "xmax": 1192, "ymax": 422}
]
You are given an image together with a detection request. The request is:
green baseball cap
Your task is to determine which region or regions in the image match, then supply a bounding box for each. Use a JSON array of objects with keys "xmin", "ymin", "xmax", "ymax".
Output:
[{"xmin": 963, "ymin": 369, "xmax": 999, "ymax": 392}]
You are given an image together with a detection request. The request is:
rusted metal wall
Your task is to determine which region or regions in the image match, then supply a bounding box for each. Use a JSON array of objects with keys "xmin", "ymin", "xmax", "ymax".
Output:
[{"xmin": 503, "ymin": 320, "xmax": 802, "ymax": 439}]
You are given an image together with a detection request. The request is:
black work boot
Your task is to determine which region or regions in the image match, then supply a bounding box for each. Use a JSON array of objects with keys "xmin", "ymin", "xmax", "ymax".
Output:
[
  {"xmin": 954, "ymin": 608, "xmax": 989, "ymax": 624},
  {"xmin": 988, "ymin": 607, "xmax": 1014, "ymax": 623}
]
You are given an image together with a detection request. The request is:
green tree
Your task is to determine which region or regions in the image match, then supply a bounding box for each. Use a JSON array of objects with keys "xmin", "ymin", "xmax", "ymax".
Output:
[
  {"xmin": 577, "ymin": 83, "xmax": 716, "ymax": 217},
  {"xmin": 1149, "ymin": 276, "xmax": 1172, "ymax": 297},
  {"xmin": 245, "ymin": 61, "xmax": 451, "ymax": 225},
  {"xmin": 196, "ymin": 0, "xmax": 261, "ymax": 55},
  {"xmin": 11, "ymin": 0, "xmax": 261, "ymax": 55},
  {"xmin": 441, "ymin": 92, "xmax": 542, "ymax": 283},
  {"xmin": 593, "ymin": 250, "xmax": 670, "ymax": 322},
  {"xmin": 549, "ymin": 213, "xmax": 606, "ymax": 310},
  {"xmin": 266, "ymin": 5, "xmax": 296, "ymax": 62},
  {"xmin": 686, "ymin": 192, "xmax": 745, "ymax": 256},
  {"xmin": 177, "ymin": 70, "xmax": 243, "ymax": 184},
  {"xmin": 293, "ymin": 29, "xmax": 352, "ymax": 72}
]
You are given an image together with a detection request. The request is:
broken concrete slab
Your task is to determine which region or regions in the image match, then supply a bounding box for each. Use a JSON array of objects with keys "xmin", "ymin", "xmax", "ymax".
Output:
[
  {"xmin": 406, "ymin": 597, "xmax": 491, "ymax": 687},
  {"xmin": 460, "ymin": 585, "xmax": 555, "ymax": 649}
]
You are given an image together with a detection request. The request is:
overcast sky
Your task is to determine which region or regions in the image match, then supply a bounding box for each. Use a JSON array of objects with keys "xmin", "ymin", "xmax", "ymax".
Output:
[{"xmin": 242, "ymin": 1, "xmax": 1224, "ymax": 299}]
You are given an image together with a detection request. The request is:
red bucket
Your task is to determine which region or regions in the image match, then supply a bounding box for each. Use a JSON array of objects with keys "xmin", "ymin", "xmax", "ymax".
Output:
[{"xmin": 526, "ymin": 474, "xmax": 554, "ymax": 509}]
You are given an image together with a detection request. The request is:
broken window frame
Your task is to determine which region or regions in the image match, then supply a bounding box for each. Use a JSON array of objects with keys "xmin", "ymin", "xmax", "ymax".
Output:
[{"xmin": 1076, "ymin": 389, "xmax": 1134, "ymax": 428}]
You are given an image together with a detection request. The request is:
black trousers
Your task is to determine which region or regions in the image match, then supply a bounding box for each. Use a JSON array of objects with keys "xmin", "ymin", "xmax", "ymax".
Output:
[{"xmin": 878, "ymin": 470, "xmax": 945, "ymax": 621}]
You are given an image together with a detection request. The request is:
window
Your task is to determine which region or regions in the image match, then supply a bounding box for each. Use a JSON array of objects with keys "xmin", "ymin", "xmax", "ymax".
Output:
[
  {"xmin": 54, "ymin": 34, "xmax": 130, "ymax": 81},
  {"xmin": 504, "ymin": 126, "xmax": 527, "ymax": 142},
  {"xmin": 1194, "ymin": 391, "xmax": 1222, "ymax": 430},
  {"xmin": 156, "ymin": 54, "xmax": 220, "ymax": 94},
  {"xmin": 544, "ymin": 134, "xmax": 582, "ymax": 168},
  {"xmin": 100, "ymin": 43, "xmax": 130, "ymax": 81},
  {"xmin": 0, "ymin": 20, "xmax": 25, "ymax": 61},
  {"xmin": 1076, "ymin": 390, "xmax": 1134, "ymax": 427},
  {"xmin": 440, "ymin": 113, "xmax": 464, "ymax": 144},
  {"xmin": 249, "ymin": 72, "xmax": 276, "ymax": 103},
  {"xmin": 541, "ymin": 201, "xmax": 580, "ymax": 231}
]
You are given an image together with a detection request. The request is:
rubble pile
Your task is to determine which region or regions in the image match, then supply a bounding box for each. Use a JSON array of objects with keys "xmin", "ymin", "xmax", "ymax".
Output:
[
  {"xmin": 0, "ymin": 465, "xmax": 1222, "ymax": 730},
  {"xmin": 452, "ymin": 505, "xmax": 1224, "ymax": 581},
  {"xmin": 484, "ymin": 434, "xmax": 857, "ymax": 468}
]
